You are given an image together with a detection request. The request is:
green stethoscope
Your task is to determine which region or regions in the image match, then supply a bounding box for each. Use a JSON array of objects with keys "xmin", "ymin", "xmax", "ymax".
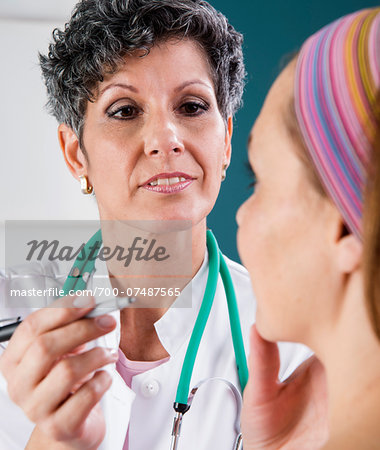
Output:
[{"xmin": 62, "ymin": 229, "xmax": 248, "ymax": 450}]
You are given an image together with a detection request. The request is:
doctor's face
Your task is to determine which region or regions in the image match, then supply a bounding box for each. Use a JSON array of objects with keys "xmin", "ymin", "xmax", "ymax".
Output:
[
  {"xmin": 236, "ymin": 62, "xmax": 338, "ymax": 343},
  {"xmin": 73, "ymin": 39, "xmax": 231, "ymax": 224}
]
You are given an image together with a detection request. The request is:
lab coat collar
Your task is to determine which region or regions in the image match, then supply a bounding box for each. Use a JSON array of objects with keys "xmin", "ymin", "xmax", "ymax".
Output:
[
  {"xmin": 87, "ymin": 259, "xmax": 136, "ymax": 449},
  {"xmin": 154, "ymin": 250, "xmax": 209, "ymax": 356},
  {"xmin": 94, "ymin": 249, "xmax": 209, "ymax": 355}
]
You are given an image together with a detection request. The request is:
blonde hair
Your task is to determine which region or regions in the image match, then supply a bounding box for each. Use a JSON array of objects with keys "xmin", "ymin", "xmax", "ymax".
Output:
[{"xmin": 363, "ymin": 93, "xmax": 380, "ymax": 340}]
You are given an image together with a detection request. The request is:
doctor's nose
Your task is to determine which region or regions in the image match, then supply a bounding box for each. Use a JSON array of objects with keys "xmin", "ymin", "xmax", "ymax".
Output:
[{"xmin": 143, "ymin": 114, "xmax": 185, "ymax": 158}]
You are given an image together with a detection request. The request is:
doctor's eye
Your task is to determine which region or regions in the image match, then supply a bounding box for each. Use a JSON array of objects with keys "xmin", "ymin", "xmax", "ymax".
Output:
[
  {"xmin": 179, "ymin": 101, "xmax": 209, "ymax": 116},
  {"xmin": 245, "ymin": 161, "xmax": 257, "ymax": 191},
  {"xmin": 107, "ymin": 104, "xmax": 142, "ymax": 120}
]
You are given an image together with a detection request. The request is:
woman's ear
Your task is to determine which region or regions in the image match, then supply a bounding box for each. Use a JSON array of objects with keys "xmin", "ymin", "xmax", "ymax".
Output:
[
  {"xmin": 58, "ymin": 123, "xmax": 87, "ymax": 179},
  {"xmin": 336, "ymin": 221, "xmax": 363, "ymax": 273},
  {"xmin": 223, "ymin": 116, "xmax": 233, "ymax": 167}
]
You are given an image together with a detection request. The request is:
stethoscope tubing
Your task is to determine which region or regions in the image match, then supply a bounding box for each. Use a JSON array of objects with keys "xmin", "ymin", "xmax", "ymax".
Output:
[
  {"xmin": 61, "ymin": 229, "xmax": 102, "ymax": 295},
  {"xmin": 219, "ymin": 252, "xmax": 248, "ymax": 391},
  {"xmin": 174, "ymin": 230, "xmax": 220, "ymax": 406}
]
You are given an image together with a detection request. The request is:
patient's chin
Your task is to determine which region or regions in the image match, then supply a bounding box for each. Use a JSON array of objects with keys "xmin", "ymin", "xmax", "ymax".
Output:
[{"xmin": 255, "ymin": 307, "xmax": 292, "ymax": 344}]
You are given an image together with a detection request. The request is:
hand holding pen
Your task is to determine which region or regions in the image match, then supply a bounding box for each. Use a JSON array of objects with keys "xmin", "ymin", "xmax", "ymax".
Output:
[
  {"xmin": 0, "ymin": 294, "xmax": 131, "ymax": 449},
  {"xmin": 0, "ymin": 295, "xmax": 135, "ymax": 343}
]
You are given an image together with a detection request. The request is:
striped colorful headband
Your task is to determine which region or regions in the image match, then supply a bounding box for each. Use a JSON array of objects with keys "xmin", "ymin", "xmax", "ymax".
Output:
[{"xmin": 295, "ymin": 8, "xmax": 380, "ymax": 239}]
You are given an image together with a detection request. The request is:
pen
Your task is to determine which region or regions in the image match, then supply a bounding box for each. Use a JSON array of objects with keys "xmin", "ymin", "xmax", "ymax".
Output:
[{"xmin": 0, "ymin": 296, "xmax": 136, "ymax": 343}]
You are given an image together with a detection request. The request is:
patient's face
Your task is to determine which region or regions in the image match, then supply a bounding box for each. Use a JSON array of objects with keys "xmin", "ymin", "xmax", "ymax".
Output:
[{"xmin": 236, "ymin": 61, "xmax": 338, "ymax": 344}]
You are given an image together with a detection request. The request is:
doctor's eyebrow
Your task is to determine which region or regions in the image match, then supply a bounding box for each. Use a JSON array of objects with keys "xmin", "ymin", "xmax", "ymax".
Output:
[
  {"xmin": 174, "ymin": 79, "xmax": 213, "ymax": 93},
  {"xmin": 99, "ymin": 83, "xmax": 139, "ymax": 97}
]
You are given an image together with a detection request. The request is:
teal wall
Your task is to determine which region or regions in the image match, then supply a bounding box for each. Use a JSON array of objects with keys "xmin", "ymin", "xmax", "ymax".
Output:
[{"xmin": 207, "ymin": 0, "xmax": 379, "ymax": 262}]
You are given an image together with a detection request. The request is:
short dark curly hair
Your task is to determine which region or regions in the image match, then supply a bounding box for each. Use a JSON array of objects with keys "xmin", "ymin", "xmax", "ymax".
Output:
[{"xmin": 39, "ymin": 0, "xmax": 246, "ymax": 142}]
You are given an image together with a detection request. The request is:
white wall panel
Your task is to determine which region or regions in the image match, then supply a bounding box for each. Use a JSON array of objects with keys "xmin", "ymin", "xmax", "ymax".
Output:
[
  {"xmin": 0, "ymin": 17, "xmax": 98, "ymax": 265},
  {"xmin": 0, "ymin": 0, "xmax": 76, "ymax": 21}
]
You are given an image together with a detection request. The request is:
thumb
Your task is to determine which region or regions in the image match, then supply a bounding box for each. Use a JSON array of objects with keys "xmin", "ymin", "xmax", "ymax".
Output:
[{"xmin": 245, "ymin": 324, "xmax": 281, "ymax": 404}]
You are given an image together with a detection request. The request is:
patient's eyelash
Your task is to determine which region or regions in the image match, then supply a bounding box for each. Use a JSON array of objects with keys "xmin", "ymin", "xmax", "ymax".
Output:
[{"xmin": 245, "ymin": 161, "xmax": 257, "ymax": 190}]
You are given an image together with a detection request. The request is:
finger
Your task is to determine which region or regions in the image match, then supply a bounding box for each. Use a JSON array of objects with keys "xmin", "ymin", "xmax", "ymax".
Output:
[
  {"xmin": 11, "ymin": 315, "xmax": 116, "ymax": 401},
  {"xmin": 23, "ymin": 347, "xmax": 118, "ymax": 423},
  {"xmin": 43, "ymin": 371, "xmax": 112, "ymax": 443},
  {"xmin": 66, "ymin": 343, "xmax": 89, "ymax": 356},
  {"xmin": 51, "ymin": 343, "xmax": 90, "ymax": 387},
  {"xmin": 245, "ymin": 324, "xmax": 281, "ymax": 403},
  {"xmin": 283, "ymin": 355, "xmax": 327, "ymax": 405},
  {"xmin": 3, "ymin": 294, "xmax": 95, "ymax": 367}
]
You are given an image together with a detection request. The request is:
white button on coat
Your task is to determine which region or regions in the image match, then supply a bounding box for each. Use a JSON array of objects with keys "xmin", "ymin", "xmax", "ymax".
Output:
[{"xmin": 141, "ymin": 379, "xmax": 160, "ymax": 398}]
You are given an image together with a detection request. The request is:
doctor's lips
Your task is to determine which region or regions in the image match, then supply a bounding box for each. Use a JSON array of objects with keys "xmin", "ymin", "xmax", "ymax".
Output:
[{"xmin": 142, "ymin": 172, "xmax": 194, "ymax": 193}]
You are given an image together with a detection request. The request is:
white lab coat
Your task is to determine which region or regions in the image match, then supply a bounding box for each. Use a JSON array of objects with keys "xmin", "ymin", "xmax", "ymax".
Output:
[{"xmin": 0, "ymin": 251, "xmax": 311, "ymax": 450}]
